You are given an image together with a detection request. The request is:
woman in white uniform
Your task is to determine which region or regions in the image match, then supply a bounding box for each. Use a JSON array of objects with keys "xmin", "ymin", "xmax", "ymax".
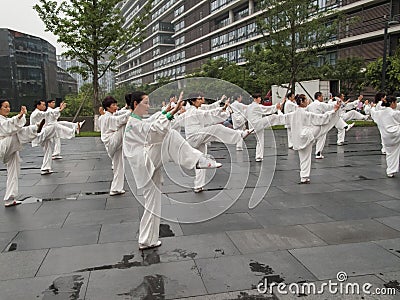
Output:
[
  {"xmin": 281, "ymin": 94, "xmax": 340, "ymax": 183},
  {"xmin": 123, "ymin": 91, "xmax": 222, "ymax": 250},
  {"xmin": 0, "ymin": 99, "xmax": 45, "ymax": 207},
  {"xmin": 184, "ymin": 93, "xmax": 252, "ymax": 193},
  {"xmin": 98, "ymin": 96, "xmax": 131, "ymax": 196},
  {"xmin": 371, "ymin": 95, "xmax": 400, "ymax": 177}
]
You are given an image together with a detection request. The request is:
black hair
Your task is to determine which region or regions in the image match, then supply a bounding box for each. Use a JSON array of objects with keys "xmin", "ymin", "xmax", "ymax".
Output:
[
  {"xmin": 295, "ymin": 94, "xmax": 307, "ymax": 106},
  {"xmin": 130, "ymin": 91, "xmax": 147, "ymax": 109},
  {"xmin": 186, "ymin": 92, "xmax": 203, "ymax": 105},
  {"xmin": 0, "ymin": 99, "xmax": 9, "ymax": 108},
  {"xmin": 374, "ymin": 92, "xmax": 386, "ymax": 104},
  {"xmin": 102, "ymin": 96, "xmax": 117, "ymax": 109},
  {"xmin": 124, "ymin": 93, "xmax": 132, "ymax": 106},
  {"xmin": 252, "ymin": 93, "xmax": 262, "ymax": 99},
  {"xmin": 385, "ymin": 95, "xmax": 397, "ymax": 107},
  {"xmin": 34, "ymin": 99, "xmax": 45, "ymax": 108},
  {"xmin": 314, "ymin": 92, "xmax": 322, "ymax": 100},
  {"xmin": 286, "ymin": 92, "xmax": 294, "ymax": 99},
  {"xmin": 46, "ymin": 99, "xmax": 56, "ymax": 104},
  {"xmin": 169, "ymin": 94, "xmax": 176, "ymax": 99}
]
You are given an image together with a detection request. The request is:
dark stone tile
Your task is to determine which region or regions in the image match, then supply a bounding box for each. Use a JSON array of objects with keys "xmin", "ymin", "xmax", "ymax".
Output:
[
  {"xmin": 305, "ymin": 219, "xmax": 400, "ymax": 244},
  {"xmin": 180, "ymin": 213, "xmax": 263, "ymax": 235}
]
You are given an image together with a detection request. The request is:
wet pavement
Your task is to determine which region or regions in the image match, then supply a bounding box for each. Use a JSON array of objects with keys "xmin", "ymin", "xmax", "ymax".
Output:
[{"xmin": 0, "ymin": 127, "xmax": 399, "ymax": 299}]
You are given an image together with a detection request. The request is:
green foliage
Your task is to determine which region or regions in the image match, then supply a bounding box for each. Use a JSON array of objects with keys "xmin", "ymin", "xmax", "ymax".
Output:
[
  {"xmin": 34, "ymin": 0, "xmax": 152, "ymax": 114},
  {"xmin": 321, "ymin": 57, "xmax": 366, "ymax": 96},
  {"xmin": 365, "ymin": 48, "xmax": 400, "ymax": 94},
  {"xmin": 63, "ymin": 84, "xmax": 94, "ymax": 116}
]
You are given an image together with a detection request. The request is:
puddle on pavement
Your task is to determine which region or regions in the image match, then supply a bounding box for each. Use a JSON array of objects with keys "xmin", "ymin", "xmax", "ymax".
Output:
[
  {"xmin": 76, "ymin": 252, "xmax": 161, "ymax": 272},
  {"xmin": 6, "ymin": 242, "xmax": 17, "ymax": 251},
  {"xmin": 84, "ymin": 191, "xmax": 109, "ymax": 195},
  {"xmin": 117, "ymin": 274, "xmax": 166, "ymax": 299},
  {"xmin": 159, "ymin": 224, "xmax": 175, "ymax": 237},
  {"xmin": 41, "ymin": 275, "xmax": 84, "ymax": 300},
  {"xmin": 171, "ymin": 249, "xmax": 197, "ymax": 259},
  {"xmin": 384, "ymin": 280, "xmax": 400, "ymax": 291},
  {"xmin": 19, "ymin": 194, "xmax": 79, "ymax": 204},
  {"xmin": 249, "ymin": 261, "xmax": 285, "ymax": 291}
]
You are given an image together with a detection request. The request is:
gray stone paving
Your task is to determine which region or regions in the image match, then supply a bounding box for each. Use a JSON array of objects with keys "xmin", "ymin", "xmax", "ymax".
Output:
[{"xmin": 0, "ymin": 128, "xmax": 399, "ymax": 299}]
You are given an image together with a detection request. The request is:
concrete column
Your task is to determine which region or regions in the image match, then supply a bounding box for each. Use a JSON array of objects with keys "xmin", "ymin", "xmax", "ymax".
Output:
[
  {"xmin": 249, "ymin": 0, "xmax": 254, "ymax": 14},
  {"xmin": 229, "ymin": 9, "xmax": 234, "ymax": 23}
]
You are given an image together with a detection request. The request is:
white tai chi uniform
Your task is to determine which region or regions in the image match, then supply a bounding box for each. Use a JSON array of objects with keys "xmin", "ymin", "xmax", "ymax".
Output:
[
  {"xmin": 328, "ymin": 99, "xmax": 354, "ymax": 145},
  {"xmin": 371, "ymin": 107, "xmax": 400, "ymax": 176},
  {"xmin": 0, "ymin": 115, "xmax": 39, "ymax": 201},
  {"xmin": 284, "ymin": 100, "xmax": 297, "ymax": 148},
  {"xmin": 279, "ymin": 108, "xmax": 339, "ymax": 181},
  {"xmin": 230, "ymin": 100, "xmax": 248, "ymax": 150},
  {"xmin": 184, "ymin": 105, "xmax": 244, "ymax": 189},
  {"xmin": 46, "ymin": 106, "xmax": 77, "ymax": 157},
  {"xmin": 307, "ymin": 100, "xmax": 335, "ymax": 155},
  {"xmin": 123, "ymin": 112, "xmax": 204, "ymax": 247},
  {"xmin": 99, "ymin": 110, "xmax": 130, "ymax": 194},
  {"xmin": 246, "ymin": 102, "xmax": 278, "ymax": 161},
  {"xmin": 30, "ymin": 109, "xmax": 58, "ymax": 173}
]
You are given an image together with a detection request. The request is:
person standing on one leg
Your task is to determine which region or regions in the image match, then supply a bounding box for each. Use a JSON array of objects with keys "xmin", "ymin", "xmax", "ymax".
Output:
[
  {"xmin": 0, "ymin": 100, "xmax": 45, "ymax": 207},
  {"xmin": 284, "ymin": 92, "xmax": 297, "ymax": 149},
  {"xmin": 371, "ymin": 95, "xmax": 400, "ymax": 177},
  {"xmin": 123, "ymin": 92, "xmax": 222, "ymax": 250},
  {"xmin": 99, "ymin": 96, "xmax": 131, "ymax": 196},
  {"xmin": 230, "ymin": 95, "xmax": 248, "ymax": 151},
  {"xmin": 246, "ymin": 93, "xmax": 281, "ymax": 162},
  {"xmin": 46, "ymin": 99, "xmax": 85, "ymax": 160},
  {"xmin": 184, "ymin": 93, "xmax": 252, "ymax": 193},
  {"xmin": 30, "ymin": 100, "xmax": 61, "ymax": 175}
]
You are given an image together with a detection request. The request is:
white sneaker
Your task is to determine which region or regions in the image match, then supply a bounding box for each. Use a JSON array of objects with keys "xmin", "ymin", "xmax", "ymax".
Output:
[
  {"xmin": 109, "ymin": 190, "xmax": 126, "ymax": 196},
  {"xmin": 381, "ymin": 149, "xmax": 387, "ymax": 155},
  {"xmin": 387, "ymin": 173, "xmax": 395, "ymax": 178},
  {"xmin": 193, "ymin": 187, "xmax": 204, "ymax": 193},
  {"xmin": 345, "ymin": 122, "xmax": 355, "ymax": 132},
  {"xmin": 299, "ymin": 178, "xmax": 311, "ymax": 184},
  {"xmin": 196, "ymin": 155, "xmax": 222, "ymax": 169},
  {"xmin": 236, "ymin": 147, "xmax": 243, "ymax": 151},
  {"xmin": 139, "ymin": 240, "xmax": 162, "ymax": 250},
  {"xmin": 41, "ymin": 169, "xmax": 53, "ymax": 175},
  {"xmin": 4, "ymin": 198, "xmax": 22, "ymax": 207},
  {"xmin": 315, "ymin": 152, "xmax": 324, "ymax": 159},
  {"xmin": 337, "ymin": 142, "xmax": 344, "ymax": 146},
  {"xmin": 52, "ymin": 155, "xmax": 63, "ymax": 160},
  {"xmin": 241, "ymin": 129, "xmax": 254, "ymax": 140},
  {"xmin": 255, "ymin": 158, "xmax": 263, "ymax": 162}
]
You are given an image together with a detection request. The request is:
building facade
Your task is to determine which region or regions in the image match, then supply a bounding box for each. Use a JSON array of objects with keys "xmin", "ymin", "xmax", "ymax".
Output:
[
  {"xmin": 116, "ymin": 0, "xmax": 400, "ymax": 87},
  {"xmin": 57, "ymin": 55, "xmax": 115, "ymax": 93},
  {"xmin": 0, "ymin": 28, "xmax": 60, "ymax": 111},
  {"xmin": 56, "ymin": 66, "xmax": 78, "ymax": 100}
]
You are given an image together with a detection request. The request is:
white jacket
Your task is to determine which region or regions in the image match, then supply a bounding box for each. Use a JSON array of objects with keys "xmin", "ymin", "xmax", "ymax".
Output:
[{"xmin": 371, "ymin": 107, "xmax": 400, "ymax": 146}]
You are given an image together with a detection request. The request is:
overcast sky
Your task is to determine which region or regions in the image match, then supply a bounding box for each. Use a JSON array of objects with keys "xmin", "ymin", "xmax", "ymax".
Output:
[{"xmin": 0, "ymin": 0, "xmax": 65, "ymax": 54}]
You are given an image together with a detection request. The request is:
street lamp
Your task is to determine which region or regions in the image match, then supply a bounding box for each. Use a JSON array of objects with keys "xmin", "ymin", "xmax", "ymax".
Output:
[{"xmin": 381, "ymin": 17, "xmax": 399, "ymax": 92}]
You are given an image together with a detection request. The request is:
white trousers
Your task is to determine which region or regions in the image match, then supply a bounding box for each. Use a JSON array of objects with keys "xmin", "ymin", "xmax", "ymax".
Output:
[
  {"xmin": 106, "ymin": 126, "xmax": 125, "ymax": 193},
  {"xmin": 298, "ymin": 143, "xmax": 313, "ymax": 179},
  {"xmin": 315, "ymin": 134, "xmax": 327, "ymax": 154},
  {"xmin": 232, "ymin": 113, "xmax": 246, "ymax": 150},
  {"xmin": 287, "ymin": 127, "xmax": 293, "ymax": 148},
  {"xmin": 253, "ymin": 115, "xmax": 283, "ymax": 160},
  {"xmin": 52, "ymin": 121, "xmax": 77, "ymax": 156},
  {"xmin": 3, "ymin": 125, "xmax": 38, "ymax": 201},
  {"xmin": 138, "ymin": 130, "xmax": 203, "ymax": 246},
  {"xmin": 342, "ymin": 110, "xmax": 367, "ymax": 121},
  {"xmin": 187, "ymin": 124, "xmax": 242, "ymax": 189},
  {"xmin": 335, "ymin": 117, "xmax": 348, "ymax": 144},
  {"xmin": 385, "ymin": 143, "xmax": 400, "ymax": 175},
  {"xmin": 42, "ymin": 138, "xmax": 55, "ymax": 171}
]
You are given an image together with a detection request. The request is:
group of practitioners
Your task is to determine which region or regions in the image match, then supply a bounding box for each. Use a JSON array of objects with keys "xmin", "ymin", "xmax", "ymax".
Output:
[
  {"xmin": 1, "ymin": 88, "xmax": 399, "ymax": 251},
  {"xmin": 0, "ymin": 99, "xmax": 84, "ymax": 207}
]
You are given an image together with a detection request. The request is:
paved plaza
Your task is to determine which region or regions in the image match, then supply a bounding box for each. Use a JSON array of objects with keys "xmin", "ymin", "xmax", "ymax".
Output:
[{"xmin": 0, "ymin": 126, "xmax": 399, "ymax": 299}]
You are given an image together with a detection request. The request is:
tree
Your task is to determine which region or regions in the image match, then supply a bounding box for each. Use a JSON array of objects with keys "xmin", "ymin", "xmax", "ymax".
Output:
[
  {"xmin": 254, "ymin": 0, "xmax": 339, "ymax": 91},
  {"xmin": 63, "ymin": 83, "xmax": 95, "ymax": 117},
  {"xmin": 365, "ymin": 47, "xmax": 400, "ymax": 95},
  {"xmin": 322, "ymin": 57, "xmax": 366, "ymax": 96},
  {"xmin": 34, "ymin": 0, "xmax": 152, "ymax": 114}
]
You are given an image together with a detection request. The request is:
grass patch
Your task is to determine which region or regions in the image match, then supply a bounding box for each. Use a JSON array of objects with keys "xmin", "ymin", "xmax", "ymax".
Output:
[{"xmin": 76, "ymin": 131, "xmax": 101, "ymax": 137}]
